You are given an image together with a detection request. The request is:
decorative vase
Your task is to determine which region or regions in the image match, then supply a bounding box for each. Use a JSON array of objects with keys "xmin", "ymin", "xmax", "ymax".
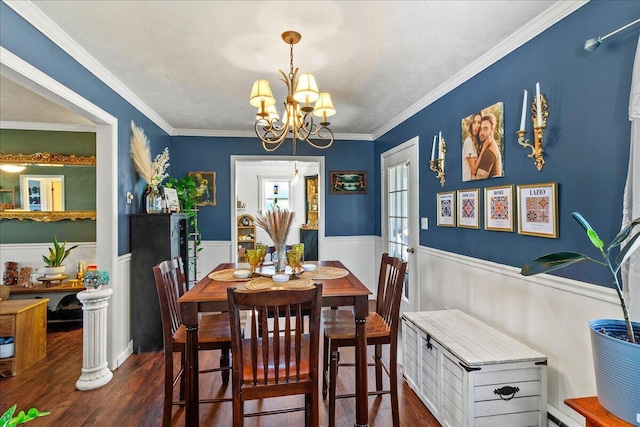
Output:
[
  {"xmin": 274, "ymin": 242, "xmax": 287, "ymax": 273},
  {"xmin": 145, "ymin": 185, "xmax": 163, "ymax": 214},
  {"xmin": 589, "ymin": 319, "xmax": 640, "ymax": 425}
]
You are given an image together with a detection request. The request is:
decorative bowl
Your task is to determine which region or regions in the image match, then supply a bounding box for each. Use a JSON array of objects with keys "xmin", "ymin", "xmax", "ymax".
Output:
[
  {"xmin": 302, "ymin": 263, "xmax": 317, "ymax": 272},
  {"xmin": 233, "ymin": 269, "xmax": 251, "ymax": 279},
  {"xmin": 272, "ymin": 274, "xmax": 289, "ymax": 283}
]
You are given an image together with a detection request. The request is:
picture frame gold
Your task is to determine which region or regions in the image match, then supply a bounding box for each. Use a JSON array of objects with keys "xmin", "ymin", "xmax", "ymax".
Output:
[
  {"xmin": 188, "ymin": 171, "xmax": 216, "ymax": 206},
  {"xmin": 484, "ymin": 185, "xmax": 514, "ymax": 232},
  {"xmin": 457, "ymin": 188, "xmax": 480, "ymax": 229},
  {"xmin": 517, "ymin": 182, "xmax": 558, "ymax": 238},
  {"xmin": 436, "ymin": 191, "xmax": 456, "ymax": 227}
]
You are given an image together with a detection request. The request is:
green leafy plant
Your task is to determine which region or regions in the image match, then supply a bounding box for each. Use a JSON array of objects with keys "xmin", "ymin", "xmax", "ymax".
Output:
[
  {"xmin": 42, "ymin": 236, "xmax": 78, "ymax": 267},
  {"xmin": 1, "ymin": 405, "xmax": 50, "ymax": 427},
  {"xmin": 521, "ymin": 212, "xmax": 640, "ymax": 343},
  {"xmin": 165, "ymin": 176, "xmax": 202, "ymax": 250}
]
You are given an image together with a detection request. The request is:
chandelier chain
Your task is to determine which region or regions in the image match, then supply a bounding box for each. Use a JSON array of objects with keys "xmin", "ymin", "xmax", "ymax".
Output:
[{"xmin": 289, "ymin": 41, "xmax": 295, "ymax": 80}]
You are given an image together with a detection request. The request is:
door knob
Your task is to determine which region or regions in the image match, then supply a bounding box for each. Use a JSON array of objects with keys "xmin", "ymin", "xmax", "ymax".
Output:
[{"xmin": 407, "ymin": 247, "xmax": 415, "ymax": 254}]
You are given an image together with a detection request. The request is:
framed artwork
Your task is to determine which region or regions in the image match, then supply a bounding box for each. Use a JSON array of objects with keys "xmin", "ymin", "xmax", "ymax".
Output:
[
  {"xmin": 457, "ymin": 188, "xmax": 480, "ymax": 229},
  {"xmin": 461, "ymin": 102, "xmax": 505, "ymax": 182},
  {"xmin": 162, "ymin": 187, "xmax": 180, "ymax": 212},
  {"xmin": 436, "ymin": 191, "xmax": 456, "ymax": 227},
  {"xmin": 517, "ymin": 182, "xmax": 558, "ymax": 238},
  {"xmin": 330, "ymin": 171, "xmax": 366, "ymax": 194},
  {"xmin": 484, "ymin": 185, "xmax": 514, "ymax": 232},
  {"xmin": 189, "ymin": 171, "xmax": 216, "ymax": 206}
]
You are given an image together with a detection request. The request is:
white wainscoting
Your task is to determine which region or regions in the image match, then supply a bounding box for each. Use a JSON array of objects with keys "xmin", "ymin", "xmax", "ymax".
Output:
[
  {"xmin": 113, "ymin": 253, "xmax": 132, "ymax": 369},
  {"xmin": 324, "ymin": 235, "xmax": 381, "ymax": 294},
  {"xmin": 418, "ymin": 246, "xmax": 622, "ymax": 427}
]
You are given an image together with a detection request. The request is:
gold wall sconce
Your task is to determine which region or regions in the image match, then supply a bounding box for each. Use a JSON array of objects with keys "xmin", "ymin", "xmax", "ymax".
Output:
[
  {"xmin": 517, "ymin": 82, "xmax": 549, "ymax": 171},
  {"xmin": 429, "ymin": 131, "xmax": 446, "ymax": 186}
]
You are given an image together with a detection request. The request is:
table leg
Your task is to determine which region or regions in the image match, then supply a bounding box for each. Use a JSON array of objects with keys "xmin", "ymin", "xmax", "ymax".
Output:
[
  {"xmin": 181, "ymin": 302, "xmax": 200, "ymax": 427},
  {"xmin": 354, "ymin": 296, "xmax": 369, "ymax": 427}
]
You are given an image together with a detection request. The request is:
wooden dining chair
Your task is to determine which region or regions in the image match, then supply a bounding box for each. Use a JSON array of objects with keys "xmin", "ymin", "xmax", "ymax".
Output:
[
  {"xmin": 153, "ymin": 257, "xmax": 232, "ymax": 427},
  {"xmin": 227, "ymin": 283, "xmax": 323, "ymax": 427},
  {"xmin": 321, "ymin": 253, "xmax": 407, "ymax": 427}
]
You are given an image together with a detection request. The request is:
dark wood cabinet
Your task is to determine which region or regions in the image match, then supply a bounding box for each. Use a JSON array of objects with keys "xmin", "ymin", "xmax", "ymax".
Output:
[
  {"xmin": 299, "ymin": 228, "xmax": 318, "ymax": 261},
  {"xmin": 130, "ymin": 213, "xmax": 187, "ymax": 353}
]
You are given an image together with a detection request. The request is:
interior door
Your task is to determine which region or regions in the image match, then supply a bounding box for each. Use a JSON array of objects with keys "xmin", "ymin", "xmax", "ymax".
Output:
[{"xmin": 382, "ymin": 137, "xmax": 419, "ymax": 314}]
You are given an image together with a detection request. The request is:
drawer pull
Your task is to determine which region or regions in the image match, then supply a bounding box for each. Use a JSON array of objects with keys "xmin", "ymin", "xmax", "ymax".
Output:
[{"xmin": 493, "ymin": 385, "xmax": 520, "ymax": 401}]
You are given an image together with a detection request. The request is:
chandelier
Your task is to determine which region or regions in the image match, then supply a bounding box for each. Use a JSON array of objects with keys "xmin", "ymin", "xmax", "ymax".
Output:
[{"xmin": 250, "ymin": 31, "xmax": 336, "ymax": 155}]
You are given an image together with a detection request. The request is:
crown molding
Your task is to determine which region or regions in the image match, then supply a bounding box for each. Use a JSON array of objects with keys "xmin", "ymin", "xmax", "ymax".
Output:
[
  {"xmin": 0, "ymin": 121, "xmax": 96, "ymax": 132},
  {"xmin": 172, "ymin": 128, "xmax": 373, "ymax": 141},
  {"xmin": 371, "ymin": 0, "xmax": 589, "ymax": 140},
  {"xmin": 4, "ymin": 0, "xmax": 174, "ymax": 135}
]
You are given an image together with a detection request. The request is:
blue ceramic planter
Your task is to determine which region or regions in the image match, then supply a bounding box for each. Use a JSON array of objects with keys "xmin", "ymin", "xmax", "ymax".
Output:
[{"xmin": 589, "ymin": 319, "xmax": 640, "ymax": 425}]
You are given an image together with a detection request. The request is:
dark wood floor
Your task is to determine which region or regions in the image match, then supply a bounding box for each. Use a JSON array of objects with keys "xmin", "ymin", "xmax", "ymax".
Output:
[{"xmin": 0, "ymin": 325, "xmax": 440, "ymax": 426}]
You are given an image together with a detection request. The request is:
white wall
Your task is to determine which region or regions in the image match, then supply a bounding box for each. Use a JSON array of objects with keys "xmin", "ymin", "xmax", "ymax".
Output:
[
  {"xmin": 418, "ymin": 246, "xmax": 623, "ymax": 426},
  {"xmin": 235, "ymin": 160, "xmax": 319, "ymax": 248}
]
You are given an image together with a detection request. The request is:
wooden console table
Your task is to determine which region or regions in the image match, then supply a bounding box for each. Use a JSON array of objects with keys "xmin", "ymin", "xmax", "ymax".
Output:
[
  {"xmin": 0, "ymin": 299, "xmax": 49, "ymax": 377},
  {"xmin": 565, "ymin": 397, "xmax": 633, "ymax": 427},
  {"xmin": 7, "ymin": 282, "xmax": 85, "ymax": 294}
]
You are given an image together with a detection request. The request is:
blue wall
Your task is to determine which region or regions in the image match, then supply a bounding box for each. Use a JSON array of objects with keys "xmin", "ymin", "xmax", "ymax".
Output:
[
  {"xmin": 375, "ymin": 0, "xmax": 640, "ymax": 287},
  {"xmin": 169, "ymin": 136, "xmax": 375, "ymax": 240},
  {"xmin": 2, "ymin": 0, "xmax": 638, "ymax": 289},
  {"xmin": 0, "ymin": 2, "xmax": 171, "ymax": 255}
]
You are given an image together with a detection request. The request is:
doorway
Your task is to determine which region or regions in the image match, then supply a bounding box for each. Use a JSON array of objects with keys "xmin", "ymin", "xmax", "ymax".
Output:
[
  {"xmin": 231, "ymin": 156, "xmax": 325, "ymax": 262},
  {"xmin": 381, "ymin": 137, "xmax": 419, "ymax": 314}
]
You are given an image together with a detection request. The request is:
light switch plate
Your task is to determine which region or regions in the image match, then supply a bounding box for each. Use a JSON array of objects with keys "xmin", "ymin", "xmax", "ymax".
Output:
[{"xmin": 421, "ymin": 217, "xmax": 428, "ymax": 230}]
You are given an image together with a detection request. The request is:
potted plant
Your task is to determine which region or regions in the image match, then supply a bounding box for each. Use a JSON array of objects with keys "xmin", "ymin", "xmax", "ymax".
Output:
[
  {"xmin": 41, "ymin": 236, "xmax": 78, "ymax": 278},
  {"xmin": 521, "ymin": 212, "xmax": 639, "ymax": 424},
  {"xmin": 1, "ymin": 405, "xmax": 49, "ymax": 427}
]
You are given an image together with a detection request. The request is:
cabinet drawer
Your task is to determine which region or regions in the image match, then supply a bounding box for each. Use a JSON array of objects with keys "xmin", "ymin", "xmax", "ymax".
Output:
[{"xmin": 0, "ymin": 315, "xmax": 15, "ymax": 336}]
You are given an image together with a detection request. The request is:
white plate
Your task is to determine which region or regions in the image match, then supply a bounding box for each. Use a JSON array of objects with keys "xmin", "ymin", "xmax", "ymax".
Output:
[
  {"xmin": 302, "ymin": 263, "xmax": 317, "ymax": 271},
  {"xmin": 233, "ymin": 269, "xmax": 250, "ymax": 279},
  {"xmin": 257, "ymin": 265, "xmax": 292, "ymax": 276}
]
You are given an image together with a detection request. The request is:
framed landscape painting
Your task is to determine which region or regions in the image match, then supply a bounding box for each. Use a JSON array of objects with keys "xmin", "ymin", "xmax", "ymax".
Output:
[
  {"xmin": 517, "ymin": 182, "xmax": 558, "ymax": 238},
  {"xmin": 436, "ymin": 191, "xmax": 456, "ymax": 227},
  {"xmin": 330, "ymin": 171, "xmax": 366, "ymax": 194},
  {"xmin": 484, "ymin": 185, "xmax": 514, "ymax": 232}
]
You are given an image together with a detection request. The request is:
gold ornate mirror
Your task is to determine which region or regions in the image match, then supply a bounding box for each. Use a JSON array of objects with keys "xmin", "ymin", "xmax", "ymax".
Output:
[{"xmin": 0, "ymin": 152, "xmax": 97, "ymax": 222}]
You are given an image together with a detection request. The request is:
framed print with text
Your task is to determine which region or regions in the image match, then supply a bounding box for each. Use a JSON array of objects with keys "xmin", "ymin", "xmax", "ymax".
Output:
[
  {"xmin": 484, "ymin": 185, "xmax": 514, "ymax": 232},
  {"xmin": 517, "ymin": 182, "xmax": 558, "ymax": 238},
  {"xmin": 436, "ymin": 191, "xmax": 456, "ymax": 227},
  {"xmin": 457, "ymin": 188, "xmax": 480, "ymax": 229}
]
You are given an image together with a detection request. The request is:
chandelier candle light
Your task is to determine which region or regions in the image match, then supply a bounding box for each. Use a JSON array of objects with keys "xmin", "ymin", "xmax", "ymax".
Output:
[
  {"xmin": 250, "ymin": 31, "xmax": 336, "ymax": 155},
  {"xmin": 517, "ymin": 82, "xmax": 549, "ymax": 171},
  {"xmin": 429, "ymin": 131, "xmax": 446, "ymax": 186}
]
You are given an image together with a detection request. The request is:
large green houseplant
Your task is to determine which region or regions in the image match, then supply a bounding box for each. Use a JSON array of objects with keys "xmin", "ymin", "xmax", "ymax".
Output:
[{"xmin": 521, "ymin": 212, "xmax": 639, "ymax": 423}]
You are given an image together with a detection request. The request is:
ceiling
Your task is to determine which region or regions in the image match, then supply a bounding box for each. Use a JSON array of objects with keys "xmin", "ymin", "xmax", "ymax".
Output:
[{"xmin": 2, "ymin": 1, "xmax": 585, "ymax": 139}]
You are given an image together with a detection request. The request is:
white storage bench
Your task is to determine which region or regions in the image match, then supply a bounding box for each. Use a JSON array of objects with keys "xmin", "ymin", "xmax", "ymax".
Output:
[{"xmin": 402, "ymin": 309, "xmax": 547, "ymax": 426}]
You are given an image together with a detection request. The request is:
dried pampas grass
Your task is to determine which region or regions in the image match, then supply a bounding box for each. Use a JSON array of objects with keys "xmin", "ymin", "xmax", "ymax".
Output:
[
  {"xmin": 255, "ymin": 209, "xmax": 295, "ymax": 245},
  {"xmin": 130, "ymin": 121, "xmax": 152, "ymax": 184}
]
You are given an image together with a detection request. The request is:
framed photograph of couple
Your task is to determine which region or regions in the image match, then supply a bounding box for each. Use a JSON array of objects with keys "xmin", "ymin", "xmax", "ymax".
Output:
[
  {"xmin": 189, "ymin": 171, "xmax": 216, "ymax": 206},
  {"xmin": 436, "ymin": 191, "xmax": 456, "ymax": 227},
  {"xmin": 484, "ymin": 185, "xmax": 514, "ymax": 232},
  {"xmin": 457, "ymin": 188, "xmax": 480, "ymax": 229},
  {"xmin": 517, "ymin": 182, "xmax": 558, "ymax": 238},
  {"xmin": 461, "ymin": 102, "xmax": 505, "ymax": 182}
]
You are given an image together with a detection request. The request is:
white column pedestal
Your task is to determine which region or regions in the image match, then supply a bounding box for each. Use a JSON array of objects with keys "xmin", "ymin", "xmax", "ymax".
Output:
[{"xmin": 76, "ymin": 287, "xmax": 113, "ymax": 391}]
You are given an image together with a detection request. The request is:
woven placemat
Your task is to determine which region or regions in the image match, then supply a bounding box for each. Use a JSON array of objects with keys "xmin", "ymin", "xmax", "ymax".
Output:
[
  {"xmin": 208, "ymin": 269, "xmax": 252, "ymax": 282},
  {"xmin": 299, "ymin": 266, "xmax": 349, "ymax": 280},
  {"xmin": 246, "ymin": 277, "xmax": 315, "ymax": 290}
]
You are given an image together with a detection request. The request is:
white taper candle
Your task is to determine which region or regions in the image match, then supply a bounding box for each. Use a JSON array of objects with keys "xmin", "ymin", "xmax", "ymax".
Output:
[
  {"xmin": 536, "ymin": 82, "xmax": 542, "ymax": 127},
  {"xmin": 520, "ymin": 89, "xmax": 528, "ymax": 131}
]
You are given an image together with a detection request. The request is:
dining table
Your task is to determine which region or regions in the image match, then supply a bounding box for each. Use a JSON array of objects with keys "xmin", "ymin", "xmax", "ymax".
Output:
[{"xmin": 179, "ymin": 260, "xmax": 372, "ymax": 427}]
